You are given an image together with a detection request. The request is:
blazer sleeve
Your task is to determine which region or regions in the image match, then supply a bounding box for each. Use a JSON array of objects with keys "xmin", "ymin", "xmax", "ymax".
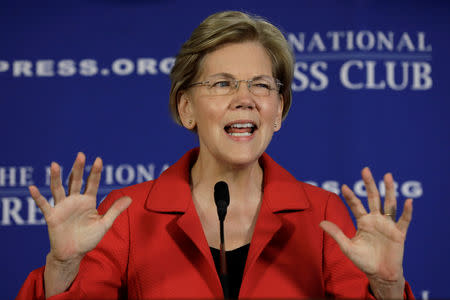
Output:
[
  {"xmin": 16, "ymin": 190, "xmax": 130, "ymax": 300},
  {"xmin": 322, "ymin": 192, "xmax": 414, "ymax": 299}
]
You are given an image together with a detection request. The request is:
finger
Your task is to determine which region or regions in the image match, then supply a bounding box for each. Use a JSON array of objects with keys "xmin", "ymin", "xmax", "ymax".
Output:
[
  {"xmin": 320, "ymin": 220, "xmax": 353, "ymax": 256},
  {"xmin": 68, "ymin": 152, "xmax": 86, "ymax": 195},
  {"xmin": 361, "ymin": 167, "xmax": 381, "ymax": 212},
  {"xmin": 84, "ymin": 157, "xmax": 103, "ymax": 197},
  {"xmin": 341, "ymin": 184, "xmax": 367, "ymax": 219},
  {"xmin": 29, "ymin": 185, "xmax": 52, "ymax": 216},
  {"xmin": 397, "ymin": 198, "xmax": 413, "ymax": 235},
  {"xmin": 383, "ymin": 172, "xmax": 397, "ymax": 220},
  {"xmin": 50, "ymin": 162, "xmax": 66, "ymax": 204},
  {"xmin": 101, "ymin": 197, "xmax": 132, "ymax": 230}
]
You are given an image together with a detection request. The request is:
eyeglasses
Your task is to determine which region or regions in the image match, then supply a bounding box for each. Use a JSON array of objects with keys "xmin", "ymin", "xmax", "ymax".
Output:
[{"xmin": 187, "ymin": 76, "xmax": 283, "ymax": 97}]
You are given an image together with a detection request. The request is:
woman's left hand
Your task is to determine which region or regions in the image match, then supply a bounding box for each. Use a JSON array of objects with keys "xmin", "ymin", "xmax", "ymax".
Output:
[{"xmin": 320, "ymin": 167, "xmax": 413, "ymax": 299}]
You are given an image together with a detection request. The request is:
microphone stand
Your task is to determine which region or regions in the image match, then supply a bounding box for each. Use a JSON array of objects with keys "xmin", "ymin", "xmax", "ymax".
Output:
[
  {"xmin": 219, "ymin": 217, "xmax": 229, "ymax": 299},
  {"xmin": 214, "ymin": 181, "xmax": 230, "ymax": 299}
]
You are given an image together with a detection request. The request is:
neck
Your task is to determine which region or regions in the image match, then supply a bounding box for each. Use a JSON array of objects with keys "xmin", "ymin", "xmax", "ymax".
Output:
[{"xmin": 190, "ymin": 148, "xmax": 264, "ymax": 207}]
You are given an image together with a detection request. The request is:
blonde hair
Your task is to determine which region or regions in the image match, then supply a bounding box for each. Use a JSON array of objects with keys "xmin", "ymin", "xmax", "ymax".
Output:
[{"xmin": 169, "ymin": 11, "xmax": 294, "ymax": 125}]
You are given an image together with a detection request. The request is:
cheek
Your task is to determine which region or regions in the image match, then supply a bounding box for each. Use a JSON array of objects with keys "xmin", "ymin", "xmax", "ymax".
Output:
[
  {"xmin": 194, "ymin": 100, "xmax": 226, "ymax": 129},
  {"xmin": 260, "ymin": 101, "xmax": 282, "ymax": 122}
]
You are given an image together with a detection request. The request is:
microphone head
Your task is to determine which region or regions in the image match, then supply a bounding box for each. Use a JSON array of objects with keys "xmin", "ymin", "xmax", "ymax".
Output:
[{"xmin": 214, "ymin": 181, "xmax": 230, "ymax": 221}]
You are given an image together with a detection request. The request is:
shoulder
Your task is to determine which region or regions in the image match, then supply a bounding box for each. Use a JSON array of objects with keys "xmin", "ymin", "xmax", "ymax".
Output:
[
  {"xmin": 297, "ymin": 180, "xmax": 348, "ymax": 218},
  {"xmin": 299, "ymin": 181, "xmax": 337, "ymax": 202},
  {"xmin": 98, "ymin": 180, "xmax": 155, "ymax": 214},
  {"xmin": 262, "ymin": 152, "xmax": 342, "ymax": 213},
  {"xmin": 262, "ymin": 153, "xmax": 350, "ymax": 224},
  {"xmin": 97, "ymin": 149, "xmax": 197, "ymax": 215},
  {"xmin": 114, "ymin": 180, "xmax": 155, "ymax": 198}
]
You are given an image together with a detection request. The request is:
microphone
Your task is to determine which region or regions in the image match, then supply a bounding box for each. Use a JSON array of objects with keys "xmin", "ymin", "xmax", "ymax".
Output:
[
  {"xmin": 214, "ymin": 181, "xmax": 230, "ymax": 299},
  {"xmin": 214, "ymin": 181, "xmax": 230, "ymax": 222}
]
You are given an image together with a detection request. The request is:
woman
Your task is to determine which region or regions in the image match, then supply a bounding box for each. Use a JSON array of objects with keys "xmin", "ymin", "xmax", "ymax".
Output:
[{"xmin": 17, "ymin": 11, "xmax": 413, "ymax": 299}]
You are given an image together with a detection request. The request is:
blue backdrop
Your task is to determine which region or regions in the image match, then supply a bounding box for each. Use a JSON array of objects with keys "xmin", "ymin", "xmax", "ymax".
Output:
[{"xmin": 1, "ymin": 1, "xmax": 449, "ymax": 299}]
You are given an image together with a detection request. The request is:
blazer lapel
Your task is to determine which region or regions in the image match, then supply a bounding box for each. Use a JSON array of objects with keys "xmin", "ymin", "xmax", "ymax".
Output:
[
  {"xmin": 241, "ymin": 197, "xmax": 282, "ymax": 287},
  {"xmin": 145, "ymin": 149, "xmax": 223, "ymax": 297},
  {"xmin": 176, "ymin": 202, "xmax": 223, "ymax": 296},
  {"xmin": 240, "ymin": 153, "xmax": 310, "ymax": 297}
]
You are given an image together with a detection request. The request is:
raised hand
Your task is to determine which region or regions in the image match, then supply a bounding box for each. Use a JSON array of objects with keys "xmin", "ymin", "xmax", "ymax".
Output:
[
  {"xmin": 29, "ymin": 153, "xmax": 132, "ymax": 297},
  {"xmin": 320, "ymin": 167, "xmax": 413, "ymax": 299}
]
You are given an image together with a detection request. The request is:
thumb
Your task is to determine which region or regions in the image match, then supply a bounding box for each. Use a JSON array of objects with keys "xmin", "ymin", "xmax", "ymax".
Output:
[
  {"xmin": 101, "ymin": 196, "xmax": 132, "ymax": 230},
  {"xmin": 320, "ymin": 220, "xmax": 352, "ymax": 256}
]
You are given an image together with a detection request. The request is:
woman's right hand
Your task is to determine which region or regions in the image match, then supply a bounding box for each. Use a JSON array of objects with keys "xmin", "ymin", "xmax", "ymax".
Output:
[{"xmin": 29, "ymin": 152, "xmax": 132, "ymax": 297}]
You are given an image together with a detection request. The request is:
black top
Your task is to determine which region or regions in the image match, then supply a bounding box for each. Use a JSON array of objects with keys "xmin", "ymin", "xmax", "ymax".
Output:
[{"xmin": 210, "ymin": 244, "xmax": 250, "ymax": 299}]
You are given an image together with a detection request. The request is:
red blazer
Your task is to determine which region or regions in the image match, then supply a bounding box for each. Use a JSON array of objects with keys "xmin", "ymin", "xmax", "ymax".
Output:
[{"xmin": 17, "ymin": 149, "xmax": 414, "ymax": 299}]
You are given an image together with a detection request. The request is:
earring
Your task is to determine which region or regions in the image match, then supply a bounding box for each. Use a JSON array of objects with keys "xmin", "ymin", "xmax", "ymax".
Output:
[{"xmin": 274, "ymin": 121, "xmax": 278, "ymax": 129}]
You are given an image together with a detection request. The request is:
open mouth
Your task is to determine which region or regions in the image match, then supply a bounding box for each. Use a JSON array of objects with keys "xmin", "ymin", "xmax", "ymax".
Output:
[{"xmin": 224, "ymin": 121, "xmax": 257, "ymax": 137}]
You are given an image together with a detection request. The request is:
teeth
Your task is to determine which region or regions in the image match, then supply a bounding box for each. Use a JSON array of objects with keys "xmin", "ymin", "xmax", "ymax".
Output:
[
  {"xmin": 228, "ymin": 132, "xmax": 252, "ymax": 137},
  {"xmin": 230, "ymin": 123, "xmax": 254, "ymax": 128}
]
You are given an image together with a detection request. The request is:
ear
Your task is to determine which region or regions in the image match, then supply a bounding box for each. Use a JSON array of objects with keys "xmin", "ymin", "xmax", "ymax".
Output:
[
  {"xmin": 274, "ymin": 95, "xmax": 284, "ymax": 132},
  {"xmin": 178, "ymin": 91, "xmax": 196, "ymax": 130}
]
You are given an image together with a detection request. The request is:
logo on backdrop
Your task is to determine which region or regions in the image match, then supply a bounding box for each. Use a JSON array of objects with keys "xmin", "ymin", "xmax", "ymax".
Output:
[
  {"xmin": 0, "ymin": 164, "xmax": 423, "ymax": 226},
  {"xmin": 0, "ymin": 30, "xmax": 432, "ymax": 93},
  {"xmin": 287, "ymin": 30, "xmax": 432, "ymax": 91},
  {"xmin": 0, "ymin": 57, "xmax": 175, "ymax": 78}
]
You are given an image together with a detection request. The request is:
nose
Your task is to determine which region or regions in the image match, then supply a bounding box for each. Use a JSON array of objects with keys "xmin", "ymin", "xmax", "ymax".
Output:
[{"xmin": 231, "ymin": 80, "xmax": 256, "ymax": 110}]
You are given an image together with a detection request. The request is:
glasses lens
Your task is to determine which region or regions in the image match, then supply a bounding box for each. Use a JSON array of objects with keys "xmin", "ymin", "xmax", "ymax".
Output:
[
  {"xmin": 202, "ymin": 77, "xmax": 280, "ymax": 96},
  {"xmin": 249, "ymin": 78, "xmax": 277, "ymax": 96},
  {"xmin": 209, "ymin": 79, "xmax": 233, "ymax": 95}
]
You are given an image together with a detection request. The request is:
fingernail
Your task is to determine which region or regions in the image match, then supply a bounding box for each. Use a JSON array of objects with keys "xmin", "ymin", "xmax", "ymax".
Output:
[{"xmin": 77, "ymin": 152, "xmax": 86, "ymax": 161}]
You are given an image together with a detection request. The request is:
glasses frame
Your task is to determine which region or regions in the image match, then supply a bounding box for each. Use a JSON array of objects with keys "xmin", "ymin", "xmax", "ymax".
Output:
[{"xmin": 187, "ymin": 76, "xmax": 283, "ymax": 97}]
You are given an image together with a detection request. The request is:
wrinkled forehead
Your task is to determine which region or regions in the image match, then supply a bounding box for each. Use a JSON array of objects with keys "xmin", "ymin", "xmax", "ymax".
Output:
[
  {"xmin": 205, "ymin": 72, "xmax": 276, "ymax": 81},
  {"xmin": 196, "ymin": 41, "xmax": 274, "ymax": 80}
]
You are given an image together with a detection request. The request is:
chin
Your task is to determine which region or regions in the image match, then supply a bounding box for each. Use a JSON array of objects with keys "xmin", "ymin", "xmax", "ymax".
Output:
[{"xmin": 219, "ymin": 147, "xmax": 264, "ymax": 168}]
